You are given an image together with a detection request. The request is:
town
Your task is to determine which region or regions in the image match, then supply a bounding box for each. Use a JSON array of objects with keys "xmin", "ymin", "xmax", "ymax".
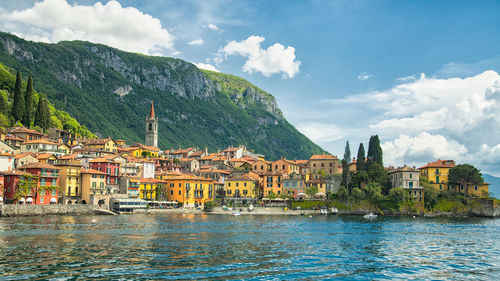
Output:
[{"xmin": 0, "ymin": 102, "xmax": 491, "ymax": 214}]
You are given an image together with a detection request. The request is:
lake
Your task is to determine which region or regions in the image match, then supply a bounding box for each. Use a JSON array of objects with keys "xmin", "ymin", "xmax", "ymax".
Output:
[{"xmin": 0, "ymin": 214, "xmax": 499, "ymax": 280}]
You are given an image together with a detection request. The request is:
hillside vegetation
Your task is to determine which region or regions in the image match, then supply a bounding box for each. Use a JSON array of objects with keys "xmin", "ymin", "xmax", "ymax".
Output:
[{"xmin": 0, "ymin": 32, "xmax": 324, "ymax": 159}]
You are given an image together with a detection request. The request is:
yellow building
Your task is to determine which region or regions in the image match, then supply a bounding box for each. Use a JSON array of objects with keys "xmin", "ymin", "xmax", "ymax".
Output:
[
  {"xmin": 450, "ymin": 182, "xmax": 490, "ymax": 197},
  {"xmin": 225, "ymin": 175, "xmax": 258, "ymax": 204},
  {"xmin": 83, "ymin": 138, "xmax": 117, "ymax": 153},
  {"xmin": 163, "ymin": 174, "xmax": 215, "ymax": 207},
  {"xmin": 129, "ymin": 143, "xmax": 159, "ymax": 158},
  {"xmin": 81, "ymin": 168, "xmax": 107, "ymax": 205},
  {"xmin": 419, "ymin": 159, "xmax": 456, "ymax": 191},
  {"xmin": 55, "ymin": 156, "xmax": 83, "ymax": 204},
  {"xmin": 139, "ymin": 178, "xmax": 167, "ymax": 201},
  {"xmin": 58, "ymin": 143, "xmax": 71, "ymax": 155}
]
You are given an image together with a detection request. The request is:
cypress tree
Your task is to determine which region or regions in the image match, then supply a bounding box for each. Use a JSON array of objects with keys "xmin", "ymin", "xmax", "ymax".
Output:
[
  {"xmin": 341, "ymin": 141, "xmax": 351, "ymax": 188},
  {"xmin": 12, "ymin": 70, "xmax": 25, "ymax": 122},
  {"xmin": 42, "ymin": 97, "xmax": 51, "ymax": 130},
  {"xmin": 34, "ymin": 96, "xmax": 44, "ymax": 128},
  {"xmin": 356, "ymin": 143, "xmax": 365, "ymax": 172},
  {"xmin": 367, "ymin": 135, "xmax": 383, "ymax": 167},
  {"xmin": 23, "ymin": 74, "xmax": 34, "ymax": 127}
]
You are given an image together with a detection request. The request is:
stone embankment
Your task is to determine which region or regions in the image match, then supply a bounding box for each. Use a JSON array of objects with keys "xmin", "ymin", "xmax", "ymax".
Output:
[{"xmin": 0, "ymin": 204, "xmax": 115, "ymax": 217}]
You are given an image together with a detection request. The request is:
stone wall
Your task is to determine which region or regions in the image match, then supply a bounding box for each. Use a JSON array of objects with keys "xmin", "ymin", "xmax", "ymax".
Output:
[{"xmin": 0, "ymin": 204, "xmax": 102, "ymax": 217}]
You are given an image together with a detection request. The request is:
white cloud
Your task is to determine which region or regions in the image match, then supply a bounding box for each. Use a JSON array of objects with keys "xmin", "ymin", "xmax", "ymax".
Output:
[
  {"xmin": 381, "ymin": 132, "xmax": 469, "ymax": 167},
  {"xmin": 188, "ymin": 38, "xmax": 204, "ymax": 46},
  {"xmin": 296, "ymin": 122, "xmax": 344, "ymax": 144},
  {"xmin": 358, "ymin": 72, "xmax": 373, "ymax": 80},
  {"xmin": 1, "ymin": 0, "xmax": 175, "ymax": 55},
  {"xmin": 207, "ymin": 23, "xmax": 219, "ymax": 31},
  {"xmin": 194, "ymin": 63, "xmax": 219, "ymax": 72},
  {"xmin": 218, "ymin": 35, "xmax": 301, "ymax": 78}
]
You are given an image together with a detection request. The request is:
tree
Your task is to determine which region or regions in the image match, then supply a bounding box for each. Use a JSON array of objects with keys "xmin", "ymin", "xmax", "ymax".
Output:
[
  {"xmin": 366, "ymin": 135, "xmax": 383, "ymax": 167},
  {"xmin": 352, "ymin": 170, "xmax": 369, "ymax": 189},
  {"xmin": 337, "ymin": 186, "xmax": 349, "ymax": 201},
  {"xmin": 448, "ymin": 164, "xmax": 483, "ymax": 196},
  {"xmin": 367, "ymin": 162, "xmax": 390, "ymax": 193},
  {"xmin": 305, "ymin": 185, "xmax": 318, "ymax": 198},
  {"xmin": 351, "ymin": 187, "xmax": 365, "ymax": 201},
  {"xmin": 422, "ymin": 182, "xmax": 438, "ymax": 210},
  {"xmin": 12, "ymin": 70, "xmax": 25, "ymax": 122},
  {"xmin": 23, "ymin": 74, "xmax": 34, "ymax": 127},
  {"xmin": 42, "ymin": 97, "xmax": 50, "ymax": 130},
  {"xmin": 356, "ymin": 143, "xmax": 365, "ymax": 172},
  {"xmin": 34, "ymin": 96, "xmax": 45, "ymax": 129},
  {"xmin": 342, "ymin": 141, "xmax": 352, "ymax": 188}
]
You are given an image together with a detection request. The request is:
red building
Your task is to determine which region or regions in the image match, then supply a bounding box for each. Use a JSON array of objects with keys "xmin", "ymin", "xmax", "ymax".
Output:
[
  {"xmin": 89, "ymin": 158, "xmax": 120, "ymax": 185},
  {"xmin": 18, "ymin": 162, "xmax": 61, "ymax": 205}
]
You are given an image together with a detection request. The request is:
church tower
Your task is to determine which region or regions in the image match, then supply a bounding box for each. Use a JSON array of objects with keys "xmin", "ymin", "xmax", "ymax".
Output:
[{"xmin": 145, "ymin": 101, "xmax": 158, "ymax": 148}]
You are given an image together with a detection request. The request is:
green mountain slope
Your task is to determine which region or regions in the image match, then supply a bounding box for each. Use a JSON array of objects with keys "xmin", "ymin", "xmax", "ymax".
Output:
[
  {"xmin": 0, "ymin": 62, "xmax": 94, "ymax": 138},
  {"xmin": 0, "ymin": 32, "xmax": 324, "ymax": 159}
]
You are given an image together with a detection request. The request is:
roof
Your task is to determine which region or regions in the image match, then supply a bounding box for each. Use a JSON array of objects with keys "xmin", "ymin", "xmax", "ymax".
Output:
[
  {"xmin": 310, "ymin": 154, "xmax": 337, "ymax": 160},
  {"xmin": 7, "ymin": 127, "xmax": 44, "ymax": 135},
  {"xmin": 18, "ymin": 162, "xmax": 60, "ymax": 170},
  {"xmin": 190, "ymin": 150, "xmax": 205, "ymax": 157},
  {"xmin": 83, "ymin": 138, "xmax": 115, "ymax": 145},
  {"xmin": 294, "ymin": 160, "xmax": 309, "ymax": 165},
  {"xmin": 14, "ymin": 152, "xmax": 36, "ymax": 159},
  {"xmin": 227, "ymin": 175, "xmax": 257, "ymax": 181},
  {"xmin": 81, "ymin": 168, "xmax": 107, "ymax": 175},
  {"xmin": 130, "ymin": 143, "xmax": 160, "ymax": 152},
  {"xmin": 140, "ymin": 178, "xmax": 166, "ymax": 184},
  {"xmin": 59, "ymin": 154, "xmax": 78, "ymax": 160},
  {"xmin": 387, "ymin": 165, "xmax": 419, "ymax": 173},
  {"xmin": 5, "ymin": 135, "xmax": 25, "ymax": 141},
  {"xmin": 171, "ymin": 147, "xmax": 196, "ymax": 154},
  {"xmin": 22, "ymin": 139, "xmax": 59, "ymax": 145},
  {"xmin": 0, "ymin": 152, "xmax": 14, "ymax": 157},
  {"xmin": 200, "ymin": 153, "xmax": 218, "ymax": 160},
  {"xmin": 212, "ymin": 156, "xmax": 228, "ymax": 162},
  {"xmin": 0, "ymin": 170, "xmax": 31, "ymax": 176},
  {"xmin": 36, "ymin": 153, "xmax": 57, "ymax": 160},
  {"xmin": 222, "ymin": 146, "xmax": 242, "ymax": 152},
  {"xmin": 149, "ymin": 101, "xmax": 155, "ymax": 119},
  {"xmin": 89, "ymin": 157, "xmax": 118, "ymax": 164},
  {"xmin": 198, "ymin": 168, "xmax": 232, "ymax": 174},
  {"xmin": 419, "ymin": 159, "xmax": 456, "ymax": 169}
]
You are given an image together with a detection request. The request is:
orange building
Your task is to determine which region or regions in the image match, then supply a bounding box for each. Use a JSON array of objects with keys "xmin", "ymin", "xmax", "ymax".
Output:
[
  {"xmin": 262, "ymin": 170, "xmax": 285, "ymax": 197},
  {"xmin": 271, "ymin": 159, "xmax": 300, "ymax": 175},
  {"xmin": 163, "ymin": 174, "xmax": 215, "ymax": 207},
  {"xmin": 309, "ymin": 154, "xmax": 339, "ymax": 179}
]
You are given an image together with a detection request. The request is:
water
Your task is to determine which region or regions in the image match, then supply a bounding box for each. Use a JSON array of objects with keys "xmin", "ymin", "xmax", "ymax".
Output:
[{"xmin": 0, "ymin": 214, "xmax": 499, "ymax": 280}]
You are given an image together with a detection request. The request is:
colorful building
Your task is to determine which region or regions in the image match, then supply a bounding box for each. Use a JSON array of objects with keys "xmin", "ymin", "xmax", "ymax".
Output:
[
  {"xmin": 17, "ymin": 162, "xmax": 60, "ymax": 205},
  {"xmin": 309, "ymin": 154, "xmax": 339, "ymax": 179},
  {"xmin": 164, "ymin": 174, "xmax": 215, "ymax": 207},
  {"xmin": 262, "ymin": 170, "xmax": 285, "ymax": 197},
  {"xmin": 80, "ymin": 168, "xmax": 107, "ymax": 205},
  {"xmin": 139, "ymin": 178, "xmax": 167, "ymax": 201},
  {"xmin": 225, "ymin": 175, "xmax": 258, "ymax": 204},
  {"xmin": 388, "ymin": 165, "xmax": 424, "ymax": 204},
  {"xmin": 89, "ymin": 158, "xmax": 120, "ymax": 186},
  {"xmin": 419, "ymin": 159, "xmax": 456, "ymax": 191},
  {"xmin": 271, "ymin": 159, "xmax": 300, "ymax": 175},
  {"xmin": 55, "ymin": 156, "xmax": 83, "ymax": 204}
]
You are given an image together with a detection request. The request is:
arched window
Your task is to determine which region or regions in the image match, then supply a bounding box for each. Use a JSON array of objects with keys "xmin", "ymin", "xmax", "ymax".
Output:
[{"xmin": 149, "ymin": 123, "xmax": 152, "ymax": 130}]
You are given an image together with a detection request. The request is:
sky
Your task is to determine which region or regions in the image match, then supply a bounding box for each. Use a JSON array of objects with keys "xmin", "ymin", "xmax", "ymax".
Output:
[{"xmin": 1, "ymin": 0, "xmax": 500, "ymax": 175}]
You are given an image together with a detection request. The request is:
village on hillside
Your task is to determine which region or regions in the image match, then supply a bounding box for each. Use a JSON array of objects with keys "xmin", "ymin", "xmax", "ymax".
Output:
[{"xmin": 0, "ymin": 102, "xmax": 491, "ymax": 213}]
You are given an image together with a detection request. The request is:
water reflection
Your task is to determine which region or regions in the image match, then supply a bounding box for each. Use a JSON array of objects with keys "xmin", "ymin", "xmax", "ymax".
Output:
[{"xmin": 0, "ymin": 214, "xmax": 499, "ymax": 280}]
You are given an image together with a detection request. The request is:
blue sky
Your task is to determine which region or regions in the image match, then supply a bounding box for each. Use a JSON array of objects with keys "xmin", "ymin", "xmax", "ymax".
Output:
[{"xmin": 1, "ymin": 0, "xmax": 500, "ymax": 175}]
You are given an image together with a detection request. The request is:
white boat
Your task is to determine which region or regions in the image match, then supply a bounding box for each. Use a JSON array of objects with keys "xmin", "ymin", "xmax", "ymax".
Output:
[
  {"xmin": 330, "ymin": 207, "xmax": 339, "ymax": 215},
  {"xmin": 233, "ymin": 212, "xmax": 241, "ymax": 216},
  {"xmin": 320, "ymin": 208, "xmax": 328, "ymax": 215},
  {"xmin": 248, "ymin": 204, "xmax": 254, "ymax": 212},
  {"xmin": 364, "ymin": 213, "xmax": 377, "ymax": 219}
]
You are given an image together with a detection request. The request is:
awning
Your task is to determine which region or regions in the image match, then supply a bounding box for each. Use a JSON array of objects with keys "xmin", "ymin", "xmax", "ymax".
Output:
[
  {"xmin": 26, "ymin": 197, "xmax": 33, "ymax": 203},
  {"xmin": 297, "ymin": 193, "xmax": 307, "ymax": 196},
  {"xmin": 19, "ymin": 197, "xmax": 26, "ymax": 202},
  {"xmin": 315, "ymin": 192, "xmax": 326, "ymax": 196},
  {"xmin": 0, "ymin": 197, "xmax": 3, "ymax": 202},
  {"xmin": 50, "ymin": 197, "xmax": 57, "ymax": 203}
]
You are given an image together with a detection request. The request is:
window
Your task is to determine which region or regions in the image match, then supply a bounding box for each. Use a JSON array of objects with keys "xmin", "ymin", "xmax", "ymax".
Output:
[
  {"xmin": 179, "ymin": 190, "xmax": 181, "ymax": 195},
  {"xmin": 228, "ymin": 182, "xmax": 231, "ymax": 187},
  {"xmin": 244, "ymin": 182, "xmax": 247, "ymax": 187},
  {"xmin": 92, "ymin": 182, "xmax": 96, "ymax": 188},
  {"xmin": 436, "ymin": 169, "xmax": 439, "ymax": 174},
  {"xmin": 40, "ymin": 189, "xmax": 45, "ymax": 196},
  {"xmin": 409, "ymin": 173, "xmax": 413, "ymax": 179},
  {"xmin": 475, "ymin": 186, "xmax": 478, "ymax": 191},
  {"xmin": 261, "ymin": 165, "xmax": 263, "ymax": 170},
  {"xmin": 227, "ymin": 190, "xmax": 232, "ymax": 195},
  {"xmin": 409, "ymin": 182, "xmax": 413, "ymax": 188},
  {"xmin": 179, "ymin": 183, "xmax": 181, "ymax": 187},
  {"xmin": 282, "ymin": 165, "xmax": 285, "ymax": 169},
  {"xmin": 243, "ymin": 190, "xmax": 248, "ymax": 195},
  {"xmin": 436, "ymin": 176, "xmax": 439, "ymax": 183},
  {"xmin": 321, "ymin": 163, "xmax": 324, "ymax": 167},
  {"xmin": 236, "ymin": 182, "xmax": 239, "ymax": 187},
  {"xmin": 254, "ymin": 166, "xmax": 257, "ymax": 170},
  {"xmin": 52, "ymin": 189, "xmax": 57, "ymax": 196},
  {"xmin": 275, "ymin": 165, "xmax": 278, "ymax": 169},
  {"xmin": 313, "ymin": 163, "xmax": 316, "ymax": 167},
  {"xmin": 277, "ymin": 191, "xmax": 281, "ymax": 194},
  {"xmin": 439, "ymin": 184, "xmax": 442, "ymax": 190},
  {"xmin": 40, "ymin": 197, "xmax": 44, "ymax": 204}
]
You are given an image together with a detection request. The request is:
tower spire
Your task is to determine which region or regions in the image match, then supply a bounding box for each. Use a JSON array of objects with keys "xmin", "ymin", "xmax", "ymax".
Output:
[{"xmin": 149, "ymin": 101, "xmax": 155, "ymax": 119}]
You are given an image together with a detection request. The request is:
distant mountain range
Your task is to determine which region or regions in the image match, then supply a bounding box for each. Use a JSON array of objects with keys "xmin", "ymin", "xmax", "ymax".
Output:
[
  {"xmin": 0, "ymin": 32, "xmax": 325, "ymax": 159},
  {"xmin": 484, "ymin": 174, "xmax": 500, "ymax": 197}
]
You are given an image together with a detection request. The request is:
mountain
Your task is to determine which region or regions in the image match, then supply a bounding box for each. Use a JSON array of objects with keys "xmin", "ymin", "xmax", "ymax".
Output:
[
  {"xmin": 484, "ymin": 174, "xmax": 500, "ymax": 198},
  {"xmin": 0, "ymin": 32, "xmax": 324, "ymax": 159}
]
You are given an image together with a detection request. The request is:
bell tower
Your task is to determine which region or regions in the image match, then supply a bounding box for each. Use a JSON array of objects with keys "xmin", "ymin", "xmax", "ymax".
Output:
[{"xmin": 145, "ymin": 101, "xmax": 158, "ymax": 147}]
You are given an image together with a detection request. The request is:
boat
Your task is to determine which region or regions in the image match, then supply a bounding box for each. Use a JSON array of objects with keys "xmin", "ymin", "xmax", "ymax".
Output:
[
  {"xmin": 320, "ymin": 208, "xmax": 328, "ymax": 215},
  {"xmin": 248, "ymin": 204, "xmax": 254, "ymax": 212},
  {"xmin": 233, "ymin": 212, "xmax": 241, "ymax": 216},
  {"xmin": 364, "ymin": 213, "xmax": 377, "ymax": 219},
  {"xmin": 329, "ymin": 207, "xmax": 339, "ymax": 215}
]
